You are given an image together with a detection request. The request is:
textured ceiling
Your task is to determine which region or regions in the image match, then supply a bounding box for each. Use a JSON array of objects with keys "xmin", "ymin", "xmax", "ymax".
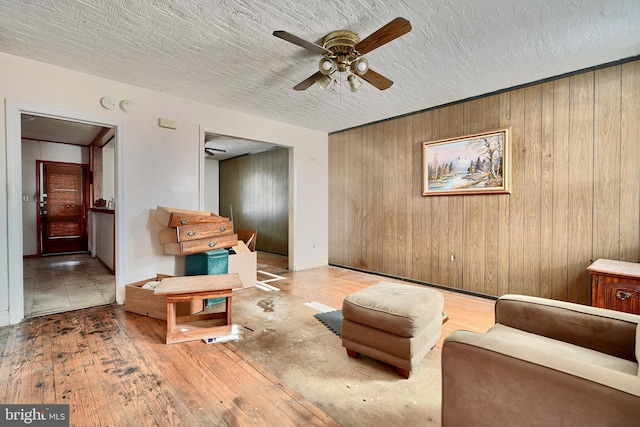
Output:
[{"xmin": 2, "ymin": 0, "xmax": 639, "ymax": 133}]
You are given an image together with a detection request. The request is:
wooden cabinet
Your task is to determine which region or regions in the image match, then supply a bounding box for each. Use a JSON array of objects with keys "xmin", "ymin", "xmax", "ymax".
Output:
[{"xmin": 588, "ymin": 259, "xmax": 640, "ymax": 314}]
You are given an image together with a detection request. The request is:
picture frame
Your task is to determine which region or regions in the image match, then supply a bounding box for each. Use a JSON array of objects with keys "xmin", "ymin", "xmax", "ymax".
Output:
[{"xmin": 422, "ymin": 128, "xmax": 511, "ymax": 196}]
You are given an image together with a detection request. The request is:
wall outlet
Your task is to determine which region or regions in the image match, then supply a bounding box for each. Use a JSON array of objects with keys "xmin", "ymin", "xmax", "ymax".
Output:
[{"xmin": 312, "ymin": 238, "xmax": 317, "ymax": 248}]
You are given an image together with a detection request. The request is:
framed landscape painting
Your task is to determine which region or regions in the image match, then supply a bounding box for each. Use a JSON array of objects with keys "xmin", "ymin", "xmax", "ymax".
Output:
[{"xmin": 422, "ymin": 128, "xmax": 511, "ymax": 196}]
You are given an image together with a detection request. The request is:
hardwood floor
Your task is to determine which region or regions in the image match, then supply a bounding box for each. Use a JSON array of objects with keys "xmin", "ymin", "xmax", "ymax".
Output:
[
  {"xmin": 274, "ymin": 265, "xmax": 496, "ymax": 348},
  {"xmin": 1, "ymin": 260, "xmax": 495, "ymax": 426}
]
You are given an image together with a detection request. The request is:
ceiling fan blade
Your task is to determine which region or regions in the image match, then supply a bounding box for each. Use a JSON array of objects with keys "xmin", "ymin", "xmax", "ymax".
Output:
[
  {"xmin": 205, "ymin": 147, "xmax": 227, "ymax": 154},
  {"xmin": 273, "ymin": 31, "xmax": 332, "ymax": 55},
  {"xmin": 359, "ymin": 68, "xmax": 393, "ymax": 90},
  {"xmin": 294, "ymin": 71, "xmax": 323, "ymax": 91},
  {"xmin": 354, "ymin": 17, "xmax": 412, "ymax": 56}
]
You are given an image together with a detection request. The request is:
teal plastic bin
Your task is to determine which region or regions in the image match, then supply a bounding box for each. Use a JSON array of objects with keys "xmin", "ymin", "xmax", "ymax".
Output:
[{"xmin": 185, "ymin": 249, "xmax": 229, "ymax": 306}]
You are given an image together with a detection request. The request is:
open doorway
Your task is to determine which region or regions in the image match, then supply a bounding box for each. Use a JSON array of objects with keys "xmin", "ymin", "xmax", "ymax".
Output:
[
  {"xmin": 200, "ymin": 131, "xmax": 291, "ymax": 276},
  {"xmin": 5, "ymin": 101, "xmax": 123, "ymax": 324},
  {"xmin": 22, "ymin": 114, "xmax": 116, "ymax": 317}
]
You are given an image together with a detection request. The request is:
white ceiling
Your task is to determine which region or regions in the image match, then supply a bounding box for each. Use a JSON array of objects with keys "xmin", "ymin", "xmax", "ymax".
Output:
[
  {"xmin": 204, "ymin": 134, "xmax": 279, "ymax": 161},
  {"xmin": 21, "ymin": 115, "xmax": 107, "ymax": 146},
  {"xmin": 2, "ymin": 1, "xmax": 639, "ymax": 134}
]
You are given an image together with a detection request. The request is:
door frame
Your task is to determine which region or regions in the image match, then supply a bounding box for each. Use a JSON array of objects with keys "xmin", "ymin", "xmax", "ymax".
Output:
[
  {"xmin": 6, "ymin": 99, "xmax": 125, "ymax": 324},
  {"xmin": 36, "ymin": 160, "xmax": 91, "ymax": 255},
  {"xmin": 198, "ymin": 126, "xmax": 295, "ymax": 271}
]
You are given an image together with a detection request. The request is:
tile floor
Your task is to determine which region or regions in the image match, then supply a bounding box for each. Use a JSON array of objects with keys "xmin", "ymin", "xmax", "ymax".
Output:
[{"xmin": 23, "ymin": 253, "xmax": 116, "ymax": 318}]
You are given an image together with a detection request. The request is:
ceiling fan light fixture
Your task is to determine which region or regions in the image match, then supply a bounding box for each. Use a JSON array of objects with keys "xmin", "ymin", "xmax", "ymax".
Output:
[
  {"xmin": 351, "ymin": 57, "xmax": 369, "ymax": 75},
  {"xmin": 319, "ymin": 58, "xmax": 335, "ymax": 75},
  {"xmin": 317, "ymin": 74, "xmax": 334, "ymax": 90},
  {"xmin": 348, "ymin": 74, "xmax": 363, "ymax": 92},
  {"xmin": 276, "ymin": 17, "xmax": 411, "ymax": 93}
]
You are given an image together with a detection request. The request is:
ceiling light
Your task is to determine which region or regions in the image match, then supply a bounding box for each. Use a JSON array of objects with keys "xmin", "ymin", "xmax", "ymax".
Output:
[
  {"xmin": 351, "ymin": 57, "xmax": 369, "ymax": 75},
  {"xmin": 317, "ymin": 75, "xmax": 334, "ymax": 90},
  {"xmin": 348, "ymin": 74, "xmax": 362, "ymax": 92},
  {"xmin": 319, "ymin": 58, "xmax": 335, "ymax": 75}
]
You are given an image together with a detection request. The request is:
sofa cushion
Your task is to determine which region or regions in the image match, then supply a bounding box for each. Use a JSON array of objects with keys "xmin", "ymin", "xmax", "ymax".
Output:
[
  {"xmin": 487, "ymin": 324, "xmax": 638, "ymax": 375},
  {"xmin": 342, "ymin": 281, "xmax": 443, "ymax": 338}
]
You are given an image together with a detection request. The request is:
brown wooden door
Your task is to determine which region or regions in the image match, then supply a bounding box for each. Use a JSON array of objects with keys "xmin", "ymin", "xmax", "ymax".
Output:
[{"xmin": 39, "ymin": 162, "xmax": 88, "ymax": 254}]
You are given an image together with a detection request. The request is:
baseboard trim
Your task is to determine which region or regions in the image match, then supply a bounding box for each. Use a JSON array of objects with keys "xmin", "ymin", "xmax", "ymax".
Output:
[
  {"xmin": 329, "ymin": 263, "xmax": 498, "ymax": 301},
  {"xmin": 294, "ymin": 258, "xmax": 329, "ymax": 272}
]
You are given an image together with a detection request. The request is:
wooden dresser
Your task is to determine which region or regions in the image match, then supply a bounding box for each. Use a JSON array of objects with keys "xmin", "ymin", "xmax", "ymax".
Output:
[{"xmin": 588, "ymin": 259, "xmax": 640, "ymax": 314}]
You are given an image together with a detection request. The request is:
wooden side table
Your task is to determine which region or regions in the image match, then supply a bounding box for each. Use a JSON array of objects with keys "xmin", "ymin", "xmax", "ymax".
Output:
[
  {"xmin": 587, "ymin": 259, "xmax": 640, "ymax": 314},
  {"xmin": 154, "ymin": 273, "xmax": 243, "ymax": 344}
]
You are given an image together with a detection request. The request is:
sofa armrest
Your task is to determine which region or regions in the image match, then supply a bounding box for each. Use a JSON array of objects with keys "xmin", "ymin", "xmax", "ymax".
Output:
[
  {"xmin": 495, "ymin": 294, "xmax": 639, "ymax": 361},
  {"xmin": 442, "ymin": 330, "xmax": 640, "ymax": 427}
]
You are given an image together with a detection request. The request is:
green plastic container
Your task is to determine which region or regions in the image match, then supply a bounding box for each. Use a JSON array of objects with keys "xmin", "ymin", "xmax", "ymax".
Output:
[{"xmin": 185, "ymin": 249, "xmax": 229, "ymax": 306}]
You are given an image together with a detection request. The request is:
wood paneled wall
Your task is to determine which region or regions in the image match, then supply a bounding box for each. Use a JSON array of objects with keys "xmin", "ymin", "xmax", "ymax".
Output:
[
  {"xmin": 219, "ymin": 148, "xmax": 289, "ymax": 255},
  {"xmin": 329, "ymin": 60, "xmax": 640, "ymax": 304}
]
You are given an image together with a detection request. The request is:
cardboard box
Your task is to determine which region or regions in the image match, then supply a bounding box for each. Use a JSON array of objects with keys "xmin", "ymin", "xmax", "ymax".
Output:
[
  {"xmin": 125, "ymin": 274, "xmax": 203, "ymax": 320},
  {"xmin": 228, "ymin": 242, "xmax": 257, "ymax": 288}
]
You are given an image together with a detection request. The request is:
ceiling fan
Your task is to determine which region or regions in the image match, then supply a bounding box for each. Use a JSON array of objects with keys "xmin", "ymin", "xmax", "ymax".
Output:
[
  {"xmin": 273, "ymin": 17, "xmax": 412, "ymax": 92},
  {"xmin": 204, "ymin": 147, "xmax": 227, "ymax": 157}
]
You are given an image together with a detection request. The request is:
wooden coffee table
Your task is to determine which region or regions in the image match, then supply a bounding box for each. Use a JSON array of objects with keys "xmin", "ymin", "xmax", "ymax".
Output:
[{"xmin": 154, "ymin": 273, "xmax": 243, "ymax": 344}]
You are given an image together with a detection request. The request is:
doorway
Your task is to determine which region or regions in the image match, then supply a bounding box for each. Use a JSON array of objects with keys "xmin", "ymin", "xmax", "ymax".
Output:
[
  {"xmin": 199, "ymin": 130, "xmax": 293, "ymax": 273},
  {"xmin": 38, "ymin": 161, "xmax": 89, "ymax": 255},
  {"xmin": 5, "ymin": 100, "xmax": 124, "ymax": 324},
  {"xmin": 23, "ymin": 117, "xmax": 114, "ymax": 318}
]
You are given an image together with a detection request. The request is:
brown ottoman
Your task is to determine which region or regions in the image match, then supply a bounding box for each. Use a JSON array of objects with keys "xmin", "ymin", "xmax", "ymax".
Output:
[{"xmin": 341, "ymin": 281, "xmax": 444, "ymax": 378}]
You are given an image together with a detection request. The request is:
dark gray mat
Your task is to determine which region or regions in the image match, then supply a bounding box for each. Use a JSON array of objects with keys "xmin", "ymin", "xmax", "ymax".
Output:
[{"xmin": 314, "ymin": 310, "xmax": 342, "ymax": 337}]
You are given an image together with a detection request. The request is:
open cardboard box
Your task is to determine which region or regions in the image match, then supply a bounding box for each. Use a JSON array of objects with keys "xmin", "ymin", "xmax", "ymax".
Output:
[{"xmin": 228, "ymin": 241, "xmax": 257, "ymax": 287}]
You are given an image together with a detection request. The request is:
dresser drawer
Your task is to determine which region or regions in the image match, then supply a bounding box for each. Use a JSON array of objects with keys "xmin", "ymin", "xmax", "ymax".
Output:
[
  {"xmin": 163, "ymin": 233, "xmax": 238, "ymax": 255},
  {"xmin": 588, "ymin": 259, "xmax": 640, "ymax": 314},
  {"xmin": 159, "ymin": 220, "xmax": 233, "ymax": 243},
  {"xmin": 156, "ymin": 206, "xmax": 230, "ymax": 228},
  {"xmin": 600, "ymin": 278, "xmax": 640, "ymax": 314}
]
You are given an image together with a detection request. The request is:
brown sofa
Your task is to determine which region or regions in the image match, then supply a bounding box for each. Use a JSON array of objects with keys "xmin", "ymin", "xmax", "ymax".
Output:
[{"xmin": 442, "ymin": 294, "xmax": 640, "ymax": 426}]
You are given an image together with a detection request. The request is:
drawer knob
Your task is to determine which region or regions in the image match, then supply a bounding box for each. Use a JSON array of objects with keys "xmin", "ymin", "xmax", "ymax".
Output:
[
  {"xmin": 187, "ymin": 230, "xmax": 196, "ymax": 237},
  {"xmin": 208, "ymin": 241, "xmax": 217, "ymax": 247},
  {"xmin": 219, "ymin": 226, "xmax": 227, "ymax": 232},
  {"xmin": 615, "ymin": 290, "xmax": 632, "ymax": 301},
  {"xmin": 179, "ymin": 218, "xmax": 189, "ymax": 225}
]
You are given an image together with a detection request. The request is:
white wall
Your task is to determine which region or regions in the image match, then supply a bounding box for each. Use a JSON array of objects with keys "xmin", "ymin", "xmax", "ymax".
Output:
[
  {"xmin": 0, "ymin": 52, "xmax": 328, "ymax": 325},
  {"xmin": 93, "ymin": 211, "xmax": 115, "ymax": 270},
  {"xmin": 21, "ymin": 139, "xmax": 88, "ymax": 256},
  {"xmin": 102, "ymin": 139, "xmax": 115, "ymax": 203},
  {"xmin": 203, "ymin": 158, "xmax": 219, "ymax": 214}
]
